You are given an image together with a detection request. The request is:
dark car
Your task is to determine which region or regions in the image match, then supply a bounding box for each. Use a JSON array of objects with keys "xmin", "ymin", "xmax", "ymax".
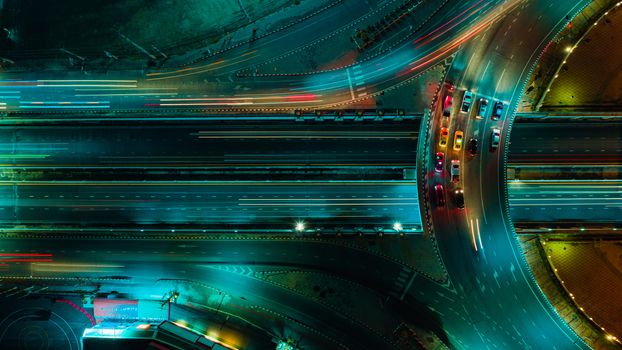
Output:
[
  {"xmin": 454, "ymin": 188, "xmax": 465, "ymax": 209},
  {"xmin": 467, "ymin": 138, "xmax": 478, "ymax": 156},
  {"xmin": 435, "ymin": 152, "xmax": 445, "ymax": 173},
  {"xmin": 492, "ymin": 101, "xmax": 503, "ymax": 120},
  {"xmin": 435, "ymin": 184, "xmax": 445, "ymax": 207}
]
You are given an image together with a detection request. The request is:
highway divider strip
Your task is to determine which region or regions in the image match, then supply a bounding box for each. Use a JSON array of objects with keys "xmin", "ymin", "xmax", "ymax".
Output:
[{"xmin": 415, "ymin": 57, "xmax": 453, "ymax": 287}]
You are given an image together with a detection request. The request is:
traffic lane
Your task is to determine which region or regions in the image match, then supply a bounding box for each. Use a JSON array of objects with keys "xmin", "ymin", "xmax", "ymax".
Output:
[
  {"xmin": 0, "ymin": 0, "xmax": 514, "ymax": 114},
  {"xmin": 508, "ymin": 180, "xmax": 622, "ymax": 222},
  {"xmin": 422, "ymin": 81, "xmax": 500, "ymax": 347},
  {"xmin": 0, "ymin": 122, "xmax": 418, "ymax": 168},
  {"xmin": 148, "ymin": 0, "xmax": 498, "ymax": 81},
  {"xmin": 0, "ymin": 237, "xmax": 440, "ymax": 349},
  {"xmin": 3, "ymin": 256, "xmax": 394, "ymax": 349},
  {"xmin": 294, "ymin": 0, "xmax": 514, "ymax": 103},
  {"xmin": 147, "ymin": 0, "xmax": 384, "ymax": 80},
  {"xmin": 187, "ymin": 265, "xmax": 396, "ymax": 350},
  {"xmin": 246, "ymin": 0, "xmax": 452, "ymax": 76},
  {"xmin": 0, "ymin": 181, "xmax": 421, "ymax": 227},
  {"xmin": 429, "ymin": 0, "xmax": 591, "ymax": 348},
  {"xmin": 0, "ymin": 236, "xmax": 414, "ymax": 303},
  {"xmin": 0, "ymin": 0, "xmax": 512, "ymax": 113},
  {"xmin": 508, "ymin": 122, "xmax": 622, "ymax": 164},
  {"xmin": 426, "ymin": 94, "xmax": 508, "ymax": 347},
  {"xmin": 454, "ymin": 136, "xmax": 584, "ymax": 348},
  {"xmin": 468, "ymin": 0, "xmax": 591, "ymax": 348}
]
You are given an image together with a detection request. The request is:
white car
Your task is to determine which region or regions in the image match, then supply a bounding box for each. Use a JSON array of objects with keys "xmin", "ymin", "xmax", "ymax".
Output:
[
  {"xmin": 491, "ymin": 128, "xmax": 501, "ymax": 150},
  {"xmin": 451, "ymin": 159, "xmax": 460, "ymax": 182}
]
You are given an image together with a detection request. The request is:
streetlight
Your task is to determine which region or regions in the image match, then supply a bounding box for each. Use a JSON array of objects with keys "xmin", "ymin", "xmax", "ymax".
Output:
[
  {"xmin": 295, "ymin": 221, "xmax": 305, "ymax": 232},
  {"xmin": 393, "ymin": 222, "xmax": 403, "ymax": 232}
]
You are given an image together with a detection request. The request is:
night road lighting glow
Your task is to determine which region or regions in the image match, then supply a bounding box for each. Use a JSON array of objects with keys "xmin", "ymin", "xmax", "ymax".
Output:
[
  {"xmin": 2, "ymin": 0, "xmax": 619, "ymax": 349},
  {"xmin": 393, "ymin": 222, "xmax": 403, "ymax": 231},
  {"xmin": 295, "ymin": 221, "xmax": 305, "ymax": 232}
]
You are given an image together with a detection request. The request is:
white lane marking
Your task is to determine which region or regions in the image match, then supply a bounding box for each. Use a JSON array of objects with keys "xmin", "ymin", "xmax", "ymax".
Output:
[
  {"xmin": 476, "ymin": 218, "xmax": 484, "ymax": 251},
  {"xmin": 470, "ymin": 219, "xmax": 478, "ymax": 252},
  {"xmin": 494, "ymin": 68, "xmax": 506, "ymax": 94},
  {"xmin": 346, "ymin": 68, "xmax": 355, "ymax": 100}
]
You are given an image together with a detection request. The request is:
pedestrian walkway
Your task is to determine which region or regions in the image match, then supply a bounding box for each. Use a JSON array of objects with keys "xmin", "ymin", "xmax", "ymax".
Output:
[{"xmin": 541, "ymin": 4, "xmax": 622, "ymax": 110}]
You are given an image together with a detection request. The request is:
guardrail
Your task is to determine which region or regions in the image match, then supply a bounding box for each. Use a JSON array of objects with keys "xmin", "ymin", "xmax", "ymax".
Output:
[
  {"xmin": 515, "ymin": 112, "xmax": 622, "ymax": 121},
  {"xmin": 0, "ymin": 226, "xmax": 424, "ymax": 239},
  {"xmin": 1, "ymin": 109, "xmax": 420, "ymax": 122}
]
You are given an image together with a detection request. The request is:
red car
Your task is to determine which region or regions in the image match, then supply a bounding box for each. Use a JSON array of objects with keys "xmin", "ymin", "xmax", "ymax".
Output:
[
  {"xmin": 443, "ymin": 95, "xmax": 453, "ymax": 117},
  {"xmin": 435, "ymin": 152, "xmax": 444, "ymax": 173},
  {"xmin": 434, "ymin": 184, "xmax": 445, "ymax": 207},
  {"xmin": 442, "ymin": 82, "xmax": 455, "ymax": 117}
]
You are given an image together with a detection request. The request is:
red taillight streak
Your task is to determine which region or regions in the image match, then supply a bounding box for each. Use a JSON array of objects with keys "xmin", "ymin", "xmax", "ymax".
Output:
[
  {"xmin": 0, "ymin": 253, "xmax": 52, "ymax": 257},
  {"xmin": 413, "ymin": 0, "xmax": 486, "ymax": 45},
  {"xmin": 285, "ymin": 94, "xmax": 317, "ymax": 100}
]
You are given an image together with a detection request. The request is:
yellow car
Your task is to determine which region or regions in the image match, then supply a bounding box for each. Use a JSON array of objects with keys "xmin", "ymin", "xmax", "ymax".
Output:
[
  {"xmin": 439, "ymin": 127, "xmax": 449, "ymax": 147},
  {"xmin": 453, "ymin": 130, "xmax": 464, "ymax": 151}
]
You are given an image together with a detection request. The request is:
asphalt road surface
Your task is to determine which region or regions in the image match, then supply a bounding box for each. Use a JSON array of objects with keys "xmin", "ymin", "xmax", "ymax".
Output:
[
  {"xmin": 509, "ymin": 122, "xmax": 622, "ymax": 165},
  {"xmin": 0, "ymin": 0, "xmax": 514, "ymax": 113},
  {"xmin": 0, "ymin": 234, "xmax": 437, "ymax": 350},
  {"xmin": 0, "ymin": 181, "xmax": 421, "ymax": 229},
  {"xmin": 424, "ymin": 0, "xmax": 591, "ymax": 348},
  {"xmin": 0, "ymin": 121, "xmax": 418, "ymax": 170},
  {"xmin": 508, "ymin": 179, "xmax": 622, "ymax": 222}
]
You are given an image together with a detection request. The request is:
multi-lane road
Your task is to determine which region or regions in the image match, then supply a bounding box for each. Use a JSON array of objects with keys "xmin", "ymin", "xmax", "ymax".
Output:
[
  {"xmin": 424, "ymin": 0, "xmax": 592, "ymax": 348},
  {"xmin": 1, "ymin": 118, "xmax": 617, "ymax": 230},
  {"xmin": 0, "ymin": 121, "xmax": 418, "ymax": 173},
  {"xmin": 2, "ymin": 119, "xmax": 617, "ymax": 172},
  {"xmin": 509, "ymin": 179, "xmax": 622, "ymax": 223},
  {"xmin": 0, "ymin": 180, "xmax": 421, "ymax": 229},
  {"xmin": 509, "ymin": 122, "xmax": 622, "ymax": 165},
  {"xmin": 0, "ymin": 120, "xmax": 421, "ymax": 230},
  {"xmin": 0, "ymin": 0, "xmax": 518, "ymax": 114},
  {"xmin": 0, "ymin": 233, "xmax": 421, "ymax": 350}
]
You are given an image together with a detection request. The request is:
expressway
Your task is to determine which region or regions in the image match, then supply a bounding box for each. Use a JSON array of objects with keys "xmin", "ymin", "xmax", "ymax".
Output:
[
  {"xmin": 508, "ymin": 121, "xmax": 622, "ymax": 165},
  {"xmin": 0, "ymin": 181, "xmax": 421, "ymax": 229},
  {"xmin": 3, "ymin": 118, "xmax": 616, "ymax": 174},
  {"xmin": 0, "ymin": 0, "xmax": 519, "ymax": 114},
  {"xmin": 0, "ymin": 234, "xmax": 409, "ymax": 349},
  {"xmin": 0, "ymin": 120, "xmax": 421, "ymax": 230},
  {"xmin": 508, "ymin": 180, "xmax": 622, "ymax": 223},
  {"xmin": 0, "ymin": 0, "xmax": 615, "ymax": 349},
  {"xmin": 0, "ymin": 120, "xmax": 418, "ymax": 178},
  {"xmin": 507, "ymin": 121, "xmax": 622, "ymax": 223}
]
